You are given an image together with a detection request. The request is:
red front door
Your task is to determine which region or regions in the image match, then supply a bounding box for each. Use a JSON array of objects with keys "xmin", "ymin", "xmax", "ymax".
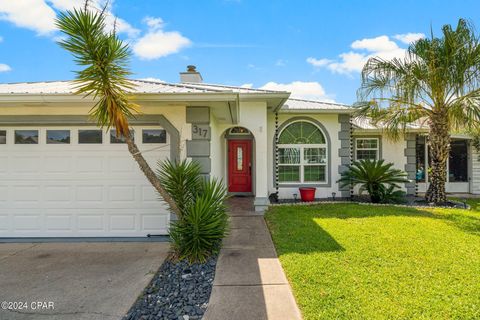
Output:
[{"xmin": 228, "ymin": 140, "xmax": 252, "ymax": 193}]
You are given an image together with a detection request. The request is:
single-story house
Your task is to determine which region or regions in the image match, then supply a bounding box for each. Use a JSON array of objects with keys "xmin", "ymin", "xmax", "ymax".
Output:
[{"xmin": 0, "ymin": 66, "xmax": 478, "ymax": 238}]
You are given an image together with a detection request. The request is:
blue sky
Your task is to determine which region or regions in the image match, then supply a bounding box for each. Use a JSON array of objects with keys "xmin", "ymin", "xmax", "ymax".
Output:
[{"xmin": 1, "ymin": 0, "xmax": 479, "ymax": 104}]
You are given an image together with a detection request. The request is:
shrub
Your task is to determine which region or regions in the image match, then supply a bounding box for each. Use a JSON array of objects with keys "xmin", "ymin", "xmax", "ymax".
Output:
[
  {"xmin": 158, "ymin": 160, "xmax": 229, "ymax": 262},
  {"xmin": 338, "ymin": 159, "xmax": 409, "ymax": 203},
  {"xmin": 157, "ymin": 159, "xmax": 202, "ymax": 218},
  {"xmin": 169, "ymin": 179, "xmax": 228, "ymax": 262},
  {"xmin": 380, "ymin": 185, "xmax": 408, "ymax": 204}
]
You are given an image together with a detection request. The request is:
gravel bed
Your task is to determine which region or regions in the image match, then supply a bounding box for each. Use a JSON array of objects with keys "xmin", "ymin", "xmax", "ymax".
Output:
[{"xmin": 124, "ymin": 255, "xmax": 217, "ymax": 320}]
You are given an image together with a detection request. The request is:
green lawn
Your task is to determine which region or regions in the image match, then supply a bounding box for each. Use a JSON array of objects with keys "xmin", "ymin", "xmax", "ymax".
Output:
[{"xmin": 265, "ymin": 201, "xmax": 480, "ymax": 319}]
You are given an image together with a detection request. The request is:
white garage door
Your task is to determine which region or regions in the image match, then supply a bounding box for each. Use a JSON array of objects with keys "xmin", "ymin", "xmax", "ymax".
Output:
[{"xmin": 0, "ymin": 126, "xmax": 170, "ymax": 237}]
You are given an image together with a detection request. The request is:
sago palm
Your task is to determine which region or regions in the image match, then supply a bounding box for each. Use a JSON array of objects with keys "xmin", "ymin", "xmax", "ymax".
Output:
[
  {"xmin": 357, "ymin": 19, "xmax": 480, "ymax": 203},
  {"xmin": 338, "ymin": 159, "xmax": 409, "ymax": 203},
  {"xmin": 55, "ymin": 6, "xmax": 180, "ymax": 216}
]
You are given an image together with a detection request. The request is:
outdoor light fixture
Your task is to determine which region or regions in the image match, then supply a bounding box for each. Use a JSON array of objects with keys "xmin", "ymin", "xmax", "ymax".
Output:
[
  {"xmin": 293, "ymin": 193, "xmax": 298, "ymax": 202},
  {"xmin": 332, "ymin": 192, "xmax": 336, "ymax": 201}
]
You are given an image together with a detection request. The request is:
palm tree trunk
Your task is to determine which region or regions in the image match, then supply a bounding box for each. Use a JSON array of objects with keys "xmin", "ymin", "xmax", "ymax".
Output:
[
  {"xmin": 425, "ymin": 111, "xmax": 450, "ymax": 203},
  {"xmin": 124, "ymin": 136, "xmax": 181, "ymax": 217}
]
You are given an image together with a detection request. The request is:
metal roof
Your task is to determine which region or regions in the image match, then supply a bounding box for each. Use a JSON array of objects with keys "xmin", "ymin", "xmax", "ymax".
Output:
[
  {"xmin": 282, "ymin": 98, "xmax": 351, "ymax": 111},
  {"xmin": 352, "ymin": 117, "xmax": 429, "ymax": 130},
  {"xmin": 0, "ymin": 79, "xmax": 354, "ymax": 112},
  {"xmin": 0, "ymin": 79, "xmax": 223, "ymax": 94},
  {"xmin": 180, "ymin": 82, "xmax": 287, "ymax": 94}
]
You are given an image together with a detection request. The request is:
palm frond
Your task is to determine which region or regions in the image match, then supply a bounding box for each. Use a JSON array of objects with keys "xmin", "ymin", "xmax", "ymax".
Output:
[
  {"xmin": 55, "ymin": 7, "xmax": 137, "ymax": 136},
  {"xmin": 357, "ymin": 18, "xmax": 480, "ymax": 137},
  {"xmin": 337, "ymin": 159, "xmax": 409, "ymax": 203}
]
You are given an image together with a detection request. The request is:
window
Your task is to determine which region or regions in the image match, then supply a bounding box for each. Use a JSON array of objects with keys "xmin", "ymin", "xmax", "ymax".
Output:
[
  {"xmin": 415, "ymin": 136, "xmax": 468, "ymax": 183},
  {"xmin": 79, "ymin": 130, "xmax": 102, "ymax": 144},
  {"xmin": 355, "ymin": 138, "xmax": 379, "ymax": 160},
  {"xmin": 237, "ymin": 147, "xmax": 243, "ymax": 170},
  {"xmin": 15, "ymin": 130, "xmax": 38, "ymax": 144},
  {"xmin": 142, "ymin": 129, "xmax": 166, "ymax": 143},
  {"xmin": 0, "ymin": 130, "xmax": 5, "ymax": 144},
  {"xmin": 277, "ymin": 121, "xmax": 327, "ymax": 183},
  {"xmin": 229, "ymin": 127, "xmax": 250, "ymax": 135},
  {"xmin": 416, "ymin": 136, "xmax": 426, "ymax": 182},
  {"xmin": 110, "ymin": 130, "xmax": 134, "ymax": 144},
  {"xmin": 47, "ymin": 130, "xmax": 70, "ymax": 144},
  {"xmin": 449, "ymin": 140, "xmax": 468, "ymax": 182}
]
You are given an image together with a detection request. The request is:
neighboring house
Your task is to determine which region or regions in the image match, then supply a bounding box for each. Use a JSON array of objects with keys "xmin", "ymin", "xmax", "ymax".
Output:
[{"xmin": 0, "ymin": 66, "xmax": 478, "ymax": 238}]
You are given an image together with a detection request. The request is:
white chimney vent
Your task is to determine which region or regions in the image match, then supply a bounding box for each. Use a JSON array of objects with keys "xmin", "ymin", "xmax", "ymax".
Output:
[{"xmin": 180, "ymin": 65, "xmax": 203, "ymax": 83}]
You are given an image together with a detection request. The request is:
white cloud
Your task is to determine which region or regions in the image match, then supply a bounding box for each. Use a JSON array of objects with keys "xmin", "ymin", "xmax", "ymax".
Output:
[
  {"xmin": 0, "ymin": 0, "xmax": 139, "ymax": 37},
  {"xmin": 351, "ymin": 35, "xmax": 398, "ymax": 52},
  {"xmin": 132, "ymin": 16, "xmax": 191, "ymax": 60},
  {"xmin": 139, "ymin": 77, "xmax": 164, "ymax": 82},
  {"xmin": 306, "ymin": 57, "xmax": 332, "ymax": 67},
  {"xmin": 143, "ymin": 16, "xmax": 164, "ymax": 30},
  {"xmin": 0, "ymin": 63, "xmax": 12, "ymax": 72},
  {"xmin": 50, "ymin": 0, "xmax": 140, "ymax": 38},
  {"xmin": 241, "ymin": 83, "xmax": 253, "ymax": 88},
  {"xmin": 259, "ymin": 81, "xmax": 333, "ymax": 101},
  {"xmin": 0, "ymin": 1, "xmax": 57, "ymax": 35},
  {"xmin": 394, "ymin": 33, "xmax": 425, "ymax": 44},
  {"xmin": 47, "ymin": 0, "xmax": 84, "ymax": 11},
  {"xmin": 307, "ymin": 34, "xmax": 419, "ymax": 75},
  {"xmin": 0, "ymin": 36, "xmax": 3, "ymax": 42},
  {"xmin": 275, "ymin": 59, "xmax": 286, "ymax": 67}
]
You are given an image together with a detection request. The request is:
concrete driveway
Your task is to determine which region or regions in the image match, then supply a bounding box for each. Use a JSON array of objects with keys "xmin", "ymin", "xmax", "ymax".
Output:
[{"xmin": 0, "ymin": 242, "xmax": 169, "ymax": 320}]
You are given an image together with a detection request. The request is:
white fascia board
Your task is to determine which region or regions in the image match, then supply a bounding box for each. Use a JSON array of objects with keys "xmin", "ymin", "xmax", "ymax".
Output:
[
  {"xmin": 238, "ymin": 92, "xmax": 290, "ymax": 100},
  {"xmin": 353, "ymin": 128, "xmax": 429, "ymax": 134},
  {"xmin": 279, "ymin": 108, "xmax": 354, "ymax": 114},
  {"xmin": 0, "ymin": 92, "xmax": 240, "ymax": 104}
]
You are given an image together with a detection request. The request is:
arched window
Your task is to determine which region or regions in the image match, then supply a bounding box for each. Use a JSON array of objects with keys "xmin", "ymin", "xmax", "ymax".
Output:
[{"xmin": 278, "ymin": 120, "xmax": 327, "ymax": 183}]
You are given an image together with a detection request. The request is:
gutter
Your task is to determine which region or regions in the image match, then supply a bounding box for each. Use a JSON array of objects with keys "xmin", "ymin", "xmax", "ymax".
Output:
[
  {"xmin": 0, "ymin": 92, "xmax": 241, "ymax": 104},
  {"xmin": 279, "ymin": 108, "xmax": 354, "ymax": 114}
]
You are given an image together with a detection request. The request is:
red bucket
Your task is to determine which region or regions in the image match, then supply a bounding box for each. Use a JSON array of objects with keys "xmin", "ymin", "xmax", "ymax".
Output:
[{"xmin": 299, "ymin": 187, "xmax": 316, "ymax": 202}]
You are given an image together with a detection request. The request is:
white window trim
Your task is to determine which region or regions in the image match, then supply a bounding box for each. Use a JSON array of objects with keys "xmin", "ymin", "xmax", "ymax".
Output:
[
  {"xmin": 278, "ymin": 144, "xmax": 328, "ymax": 184},
  {"xmin": 0, "ymin": 126, "xmax": 169, "ymax": 147},
  {"xmin": 355, "ymin": 138, "xmax": 379, "ymax": 161}
]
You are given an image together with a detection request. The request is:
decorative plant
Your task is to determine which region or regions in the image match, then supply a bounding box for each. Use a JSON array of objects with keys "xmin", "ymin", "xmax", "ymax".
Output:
[
  {"xmin": 357, "ymin": 19, "xmax": 480, "ymax": 204},
  {"xmin": 55, "ymin": 5, "xmax": 180, "ymax": 216},
  {"xmin": 157, "ymin": 159, "xmax": 202, "ymax": 217},
  {"xmin": 338, "ymin": 159, "xmax": 409, "ymax": 203},
  {"xmin": 379, "ymin": 185, "xmax": 407, "ymax": 204},
  {"xmin": 159, "ymin": 160, "xmax": 229, "ymax": 262}
]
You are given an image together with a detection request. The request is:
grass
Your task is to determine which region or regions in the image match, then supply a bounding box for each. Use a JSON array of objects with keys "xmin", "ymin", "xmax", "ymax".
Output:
[{"xmin": 265, "ymin": 200, "xmax": 480, "ymax": 319}]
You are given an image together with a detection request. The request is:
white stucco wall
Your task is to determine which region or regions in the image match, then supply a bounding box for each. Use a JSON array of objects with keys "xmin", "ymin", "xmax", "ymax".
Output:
[
  {"xmin": 150, "ymin": 105, "xmax": 190, "ymax": 160},
  {"xmin": 208, "ymin": 101, "xmax": 268, "ymax": 200},
  {"xmin": 381, "ymin": 136, "xmax": 408, "ymax": 178},
  {"xmin": 267, "ymin": 112, "xmax": 343, "ymax": 199},
  {"xmin": 351, "ymin": 132, "xmax": 408, "ymax": 194}
]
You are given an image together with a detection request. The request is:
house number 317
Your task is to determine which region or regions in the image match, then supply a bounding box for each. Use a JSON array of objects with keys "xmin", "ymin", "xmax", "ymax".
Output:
[{"xmin": 192, "ymin": 125, "xmax": 209, "ymax": 138}]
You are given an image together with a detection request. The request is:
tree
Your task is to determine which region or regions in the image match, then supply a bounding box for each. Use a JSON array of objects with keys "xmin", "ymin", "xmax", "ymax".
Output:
[
  {"xmin": 357, "ymin": 19, "xmax": 480, "ymax": 203},
  {"xmin": 55, "ymin": 6, "xmax": 181, "ymax": 216}
]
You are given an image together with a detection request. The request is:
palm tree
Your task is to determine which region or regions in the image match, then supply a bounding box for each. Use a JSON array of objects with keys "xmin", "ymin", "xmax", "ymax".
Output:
[
  {"xmin": 357, "ymin": 19, "xmax": 480, "ymax": 203},
  {"xmin": 55, "ymin": 6, "xmax": 180, "ymax": 216}
]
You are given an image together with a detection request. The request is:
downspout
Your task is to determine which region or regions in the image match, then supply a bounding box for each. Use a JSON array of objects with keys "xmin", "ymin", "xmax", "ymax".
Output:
[
  {"xmin": 349, "ymin": 114, "xmax": 354, "ymax": 200},
  {"xmin": 275, "ymin": 111, "xmax": 279, "ymax": 201}
]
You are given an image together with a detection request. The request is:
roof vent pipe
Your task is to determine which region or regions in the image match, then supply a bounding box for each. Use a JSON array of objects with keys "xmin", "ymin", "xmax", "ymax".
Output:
[{"xmin": 180, "ymin": 65, "xmax": 203, "ymax": 83}]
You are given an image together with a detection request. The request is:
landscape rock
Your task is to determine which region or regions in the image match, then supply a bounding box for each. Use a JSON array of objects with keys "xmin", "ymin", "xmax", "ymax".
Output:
[{"xmin": 123, "ymin": 255, "xmax": 217, "ymax": 320}]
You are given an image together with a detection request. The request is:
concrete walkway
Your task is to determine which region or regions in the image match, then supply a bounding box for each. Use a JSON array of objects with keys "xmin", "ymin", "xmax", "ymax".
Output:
[{"xmin": 204, "ymin": 197, "xmax": 302, "ymax": 320}]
